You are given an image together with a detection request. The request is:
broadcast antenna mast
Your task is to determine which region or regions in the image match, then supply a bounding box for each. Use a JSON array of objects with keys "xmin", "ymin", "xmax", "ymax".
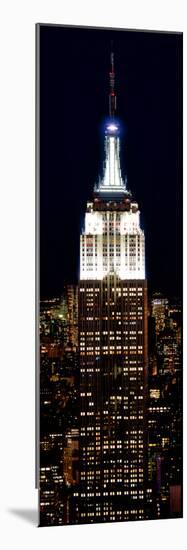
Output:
[{"xmin": 109, "ymin": 43, "xmax": 117, "ymax": 118}]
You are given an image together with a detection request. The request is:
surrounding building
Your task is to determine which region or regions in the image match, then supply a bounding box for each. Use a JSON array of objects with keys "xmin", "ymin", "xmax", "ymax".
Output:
[
  {"xmin": 151, "ymin": 293, "xmax": 168, "ymax": 338},
  {"xmin": 78, "ymin": 52, "xmax": 148, "ymax": 523},
  {"xmin": 40, "ymin": 290, "xmax": 79, "ymax": 526},
  {"xmin": 148, "ymin": 296, "xmax": 182, "ymax": 518},
  {"xmin": 66, "ymin": 285, "xmax": 78, "ymax": 349}
]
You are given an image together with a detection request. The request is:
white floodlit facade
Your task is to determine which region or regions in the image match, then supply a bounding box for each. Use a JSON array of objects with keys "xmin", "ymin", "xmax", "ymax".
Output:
[{"xmin": 80, "ymin": 131, "xmax": 145, "ymax": 281}]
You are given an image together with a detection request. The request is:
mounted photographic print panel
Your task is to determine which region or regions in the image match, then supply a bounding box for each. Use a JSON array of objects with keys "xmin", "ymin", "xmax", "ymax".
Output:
[{"xmin": 36, "ymin": 23, "xmax": 183, "ymax": 527}]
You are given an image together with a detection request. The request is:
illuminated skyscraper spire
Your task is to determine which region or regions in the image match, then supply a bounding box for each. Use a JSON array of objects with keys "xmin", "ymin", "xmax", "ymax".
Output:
[
  {"xmin": 94, "ymin": 46, "xmax": 130, "ymax": 200},
  {"xmin": 94, "ymin": 46, "xmax": 129, "ymax": 199},
  {"xmin": 80, "ymin": 49, "xmax": 145, "ymax": 281}
]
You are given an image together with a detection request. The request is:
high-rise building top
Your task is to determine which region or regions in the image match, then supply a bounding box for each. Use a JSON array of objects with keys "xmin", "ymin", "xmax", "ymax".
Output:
[
  {"xmin": 80, "ymin": 50, "xmax": 145, "ymax": 282},
  {"xmin": 80, "ymin": 198, "xmax": 145, "ymax": 280},
  {"xmin": 94, "ymin": 50, "xmax": 129, "ymax": 199}
]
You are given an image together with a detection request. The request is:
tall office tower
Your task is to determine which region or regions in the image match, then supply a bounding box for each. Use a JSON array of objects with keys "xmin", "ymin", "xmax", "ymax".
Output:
[
  {"xmin": 66, "ymin": 285, "xmax": 78, "ymax": 349},
  {"xmin": 151, "ymin": 293, "xmax": 169, "ymax": 337},
  {"xmin": 78, "ymin": 52, "xmax": 148, "ymax": 523}
]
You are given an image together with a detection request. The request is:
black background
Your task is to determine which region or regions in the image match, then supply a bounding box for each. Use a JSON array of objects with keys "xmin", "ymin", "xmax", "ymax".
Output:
[{"xmin": 40, "ymin": 25, "xmax": 182, "ymax": 300}]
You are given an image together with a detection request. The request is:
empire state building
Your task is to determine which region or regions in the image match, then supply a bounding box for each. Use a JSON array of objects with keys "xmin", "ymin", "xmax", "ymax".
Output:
[{"xmin": 78, "ymin": 52, "xmax": 148, "ymax": 523}]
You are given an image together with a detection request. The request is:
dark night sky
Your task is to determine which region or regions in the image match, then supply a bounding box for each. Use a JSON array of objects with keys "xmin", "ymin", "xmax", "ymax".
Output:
[{"xmin": 40, "ymin": 25, "xmax": 182, "ymax": 300}]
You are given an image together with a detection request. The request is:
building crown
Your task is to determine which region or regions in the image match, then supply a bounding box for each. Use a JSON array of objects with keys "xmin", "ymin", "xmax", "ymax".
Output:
[{"xmin": 94, "ymin": 48, "xmax": 131, "ymax": 201}]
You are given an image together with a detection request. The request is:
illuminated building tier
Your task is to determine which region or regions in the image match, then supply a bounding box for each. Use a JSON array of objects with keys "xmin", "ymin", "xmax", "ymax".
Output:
[
  {"xmin": 80, "ymin": 125, "xmax": 145, "ymax": 282},
  {"xmin": 78, "ymin": 51, "xmax": 148, "ymax": 523},
  {"xmin": 80, "ymin": 198, "xmax": 145, "ymax": 281}
]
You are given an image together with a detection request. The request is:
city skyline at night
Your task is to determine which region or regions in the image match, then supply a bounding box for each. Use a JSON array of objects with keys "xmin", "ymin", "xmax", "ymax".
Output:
[{"xmin": 38, "ymin": 24, "xmax": 182, "ymax": 526}]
